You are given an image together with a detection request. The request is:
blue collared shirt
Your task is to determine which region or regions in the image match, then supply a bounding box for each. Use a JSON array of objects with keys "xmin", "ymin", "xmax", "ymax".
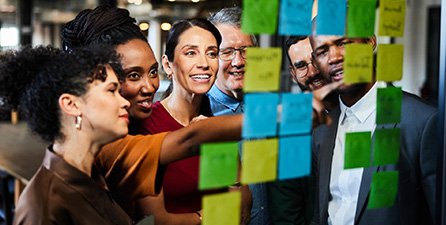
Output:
[{"xmin": 207, "ymin": 85, "xmax": 272, "ymax": 225}]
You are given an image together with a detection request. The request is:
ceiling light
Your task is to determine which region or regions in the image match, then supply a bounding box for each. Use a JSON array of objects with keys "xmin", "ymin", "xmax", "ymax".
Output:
[
  {"xmin": 161, "ymin": 23, "xmax": 172, "ymax": 31},
  {"xmin": 139, "ymin": 22, "xmax": 149, "ymax": 31},
  {"xmin": 191, "ymin": 0, "xmax": 200, "ymax": 2}
]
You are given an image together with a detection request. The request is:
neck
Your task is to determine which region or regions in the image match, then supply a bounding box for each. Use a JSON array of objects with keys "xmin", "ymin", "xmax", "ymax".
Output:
[
  {"xmin": 215, "ymin": 83, "xmax": 243, "ymax": 101},
  {"xmin": 161, "ymin": 90, "xmax": 203, "ymax": 126},
  {"xmin": 340, "ymin": 82, "xmax": 375, "ymax": 107},
  {"xmin": 52, "ymin": 132, "xmax": 100, "ymax": 177}
]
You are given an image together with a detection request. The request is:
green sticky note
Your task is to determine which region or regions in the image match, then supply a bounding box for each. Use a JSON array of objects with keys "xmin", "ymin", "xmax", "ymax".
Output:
[
  {"xmin": 378, "ymin": 0, "xmax": 406, "ymax": 37},
  {"xmin": 373, "ymin": 128, "xmax": 400, "ymax": 166},
  {"xmin": 242, "ymin": 0, "xmax": 279, "ymax": 34},
  {"xmin": 241, "ymin": 138, "xmax": 278, "ymax": 184},
  {"xmin": 368, "ymin": 171, "xmax": 399, "ymax": 209},
  {"xmin": 344, "ymin": 132, "xmax": 371, "ymax": 169},
  {"xmin": 376, "ymin": 44, "xmax": 404, "ymax": 82},
  {"xmin": 344, "ymin": 44, "xmax": 374, "ymax": 84},
  {"xmin": 346, "ymin": 0, "xmax": 376, "ymax": 37},
  {"xmin": 376, "ymin": 87, "xmax": 402, "ymax": 124},
  {"xmin": 199, "ymin": 142, "xmax": 239, "ymax": 190},
  {"xmin": 202, "ymin": 192, "xmax": 241, "ymax": 225},
  {"xmin": 244, "ymin": 48, "xmax": 282, "ymax": 92}
]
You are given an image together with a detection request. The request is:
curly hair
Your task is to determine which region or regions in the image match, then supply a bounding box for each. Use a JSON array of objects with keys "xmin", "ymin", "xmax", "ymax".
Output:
[
  {"xmin": 60, "ymin": 5, "xmax": 146, "ymax": 54},
  {"xmin": 0, "ymin": 45, "xmax": 123, "ymax": 143}
]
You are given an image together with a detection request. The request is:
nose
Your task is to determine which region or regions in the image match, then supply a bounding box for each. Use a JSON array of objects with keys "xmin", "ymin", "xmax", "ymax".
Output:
[
  {"xmin": 307, "ymin": 63, "xmax": 320, "ymax": 78},
  {"xmin": 120, "ymin": 94, "xmax": 130, "ymax": 109},
  {"xmin": 327, "ymin": 45, "xmax": 343, "ymax": 65},
  {"xmin": 197, "ymin": 53, "xmax": 210, "ymax": 70},
  {"xmin": 231, "ymin": 50, "xmax": 244, "ymax": 68},
  {"xmin": 140, "ymin": 76, "xmax": 158, "ymax": 96}
]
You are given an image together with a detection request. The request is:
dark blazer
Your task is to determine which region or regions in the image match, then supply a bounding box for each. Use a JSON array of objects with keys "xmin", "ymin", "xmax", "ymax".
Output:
[{"xmin": 310, "ymin": 92, "xmax": 437, "ymax": 225}]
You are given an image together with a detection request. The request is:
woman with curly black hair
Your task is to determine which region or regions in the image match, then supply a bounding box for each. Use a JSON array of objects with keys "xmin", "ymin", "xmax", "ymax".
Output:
[{"xmin": 3, "ymin": 45, "xmax": 134, "ymax": 224}]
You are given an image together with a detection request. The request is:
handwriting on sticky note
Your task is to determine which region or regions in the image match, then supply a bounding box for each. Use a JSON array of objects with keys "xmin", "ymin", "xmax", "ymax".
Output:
[
  {"xmin": 202, "ymin": 192, "xmax": 241, "ymax": 225},
  {"xmin": 241, "ymin": 138, "xmax": 278, "ymax": 184},
  {"xmin": 377, "ymin": 44, "xmax": 404, "ymax": 82},
  {"xmin": 344, "ymin": 44, "xmax": 374, "ymax": 83},
  {"xmin": 278, "ymin": 135, "xmax": 311, "ymax": 180},
  {"xmin": 376, "ymin": 87, "xmax": 402, "ymax": 124},
  {"xmin": 368, "ymin": 171, "xmax": 398, "ymax": 209},
  {"xmin": 244, "ymin": 48, "xmax": 282, "ymax": 92},
  {"xmin": 242, "ymin": 0, "xmax": 279, "ymax": 34},
  {"xmin": 373, "ymin": 128, "xmax": 400, "ymax": 166},
  {"xmin": 344, "ymin": 132, "xmax": 372, "ymax": 169},
  {"xmin": 279, "ymin": 93, "xmax": 313, "ymax": 135},
  {"xmin": 199, "ymin": 142, "xmax": 239, "ymax": 190},
  {"xmin": 279, "ymin": 0, "xmax": 312, "ymax": 35},
  {"xmin": 378, "ymin": 0, "xmax": 406, "ymax": 37},
  {"xmin": 346, "ymin": 0, "xmax": 376, "ymax": 38},
  {"xmin": 316, "ymin": 0, "xmax": 347, "ymax": 35},
  {"xmin": 242, "ymin": 93, "xmax": 279, "ymax": 139}
]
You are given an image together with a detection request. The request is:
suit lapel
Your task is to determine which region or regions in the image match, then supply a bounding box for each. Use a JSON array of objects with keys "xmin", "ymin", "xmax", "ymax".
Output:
[
  {"xmin": 319, "ymin": 107, "xmax": 341, "ymax": 223},
  {"xmin": 354, "ymin": 123, "xmax": 398, "ymax": 223}
]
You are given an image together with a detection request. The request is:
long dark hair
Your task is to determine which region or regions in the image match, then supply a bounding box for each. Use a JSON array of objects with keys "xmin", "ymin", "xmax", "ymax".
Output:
[
  {"xmin": 0, "ymin": 45, "xmax": 123, "ymax": 143},
  {"xmin": 162, "ymin": 18, "xmax": 222, "ymax": 100}
]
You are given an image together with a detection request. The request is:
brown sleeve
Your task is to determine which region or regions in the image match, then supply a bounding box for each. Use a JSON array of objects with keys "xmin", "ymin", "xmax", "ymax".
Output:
[{"xmin": 96, "ymin": 133, "xmax": 168, "ymax": 207}]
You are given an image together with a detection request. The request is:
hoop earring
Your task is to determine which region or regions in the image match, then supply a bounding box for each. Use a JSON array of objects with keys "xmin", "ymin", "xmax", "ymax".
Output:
[{"xmin": 75, "ymin": 115, "xmax": 82, "ymax": 130}]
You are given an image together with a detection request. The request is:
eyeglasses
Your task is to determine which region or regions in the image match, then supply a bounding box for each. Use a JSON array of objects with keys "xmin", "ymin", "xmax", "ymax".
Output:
[
  {"xmin": 293, "ymin": 61, "xmax": 318, "ymax": 78},
  {"xmin": 218, "ymin": 47, "xmax": 248, "ymax": 61}
]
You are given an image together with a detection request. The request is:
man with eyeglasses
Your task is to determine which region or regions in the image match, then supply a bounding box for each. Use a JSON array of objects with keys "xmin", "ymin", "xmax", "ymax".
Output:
[{"xmin": 208, "ymin": 7, "xmax": 272, "ymax": 225}]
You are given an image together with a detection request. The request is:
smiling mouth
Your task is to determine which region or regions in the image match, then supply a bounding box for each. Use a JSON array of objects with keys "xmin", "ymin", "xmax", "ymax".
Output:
[
  {"xmin": 190, "ymin": 74, "xmax": 211, "ymax": 79},
  {"xmin": 137, "ymin": 99, "xmax": 152, "ymax": 110},
  {"xmin": 229, "ymin": 71, "xmax": 244, "ymax": 77},
  {"xmin": 332, "ymin": 70, "xmax": 343, "ymax": 81}
]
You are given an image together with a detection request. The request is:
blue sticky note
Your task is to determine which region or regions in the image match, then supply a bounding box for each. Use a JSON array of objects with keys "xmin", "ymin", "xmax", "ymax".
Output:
[
  {"xmin": 278, "ymin": 135, "xmax": 311, "ymax": 180},
  {"xmin": 278, "ymin": 0, "xmax": 313, "ymax": 36},
  {"xmin": 279, "ymin": 93, "xmax": 313, "ymax": 135},
  {"xmin": 316, "ymin": 0, "xmax": 347, "ymax": 35},
  {"xmin": 242, "ymin": 93, "xmax": 279, "ymax": 139}
]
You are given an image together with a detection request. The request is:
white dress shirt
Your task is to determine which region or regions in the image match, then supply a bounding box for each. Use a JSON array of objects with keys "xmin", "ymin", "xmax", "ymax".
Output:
[{"xmin": 328, "ymin": 82, "xmax": 386, "ymax": 225}]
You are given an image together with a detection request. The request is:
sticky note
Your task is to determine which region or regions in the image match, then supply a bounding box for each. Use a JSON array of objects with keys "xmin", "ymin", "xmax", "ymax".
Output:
[
  {"xmin": 242, "ymin": 0, "xmax": 279, "ymax": 34},
  {"xmin": 278, "ymin": 0, "xmax": 313, "ymax": 36},
  {"xmin": 344, "ymin": 132, "xmax": 371, "ymax": 169},
  {"xmin": 241, "ymin": 139, "xmax": 278, "ymax": 184},
  {"xmin": 278, "ymin": 135, "xmax": 311, "ymax": 180},
  {"xmin": 244, "ymin": 48, "xmax": 282, "ymax": 93},
  {"xmin": 373, "ymin": 128, "xmax": 400, "ymax": 166},
  {"xmin": 279, "ymin": 93, "xmax": 313, "ymax": 135},
  {"xmin": 316, "ymin": 0, "xmax": 347, "ymax": 35},
  {"xmin": 199, "ymin": 142, "xmax": 239, "ymax": 190},
  {"xmin": 378, "ymin": 0, "xmax": 406, "ymax": 37},
  {"xmin": 368, "ymin": 171, "xmax": 399, "ymax": 209},
  {"xmin": 202, "ymin": 192, "xmax": 241, "ymax": 225},
  {"xmin": 344, "ymin": 44, "xmax": 374, "ymax": 84},
  {"xmin": 376, "ymin": 87, "xmax": 402, "ymax": 124},
  {"xmin": 376, "ymin": 44, "xmax": 404, "ymax": 82},
  {"xmin": 242, "ymin": 93, "xmax": 279, "ymax": 139},
  {"xmin": 346, "ymin": 0, "xmax": 376, "ymax": 38}
]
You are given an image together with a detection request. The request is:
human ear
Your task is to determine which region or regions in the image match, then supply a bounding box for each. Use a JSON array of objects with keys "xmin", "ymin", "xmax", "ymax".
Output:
[
  {"xmin": 58, "ymin": 93, "xmax": 81, "ymax": 117},
  {"xmin": 289, "ymin": 65, "xmax": 298, "ymax": 83},
  {"xmin": 162, "ymin": 55, "xmax": 173, "ymax": 78}
]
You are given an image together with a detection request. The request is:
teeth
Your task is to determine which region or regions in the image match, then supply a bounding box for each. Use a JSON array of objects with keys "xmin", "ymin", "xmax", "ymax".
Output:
[
  {"xmin": 191, "ymin": 75, "xmax": 210, "ymax": 79},
  {"xmin": 312, "ymin": 80, "xmax": 322, "ymax": 86},
  {"xmin": 335, "ymin": 71, "xmax": 343, "ymax": 76},
  {"xmin": 231, "ymin": 72, "xmax": 243, "ymax": 76},
  {"xmin": 141, "ymin": 101, "xmax": 151, "ymax": 106}
]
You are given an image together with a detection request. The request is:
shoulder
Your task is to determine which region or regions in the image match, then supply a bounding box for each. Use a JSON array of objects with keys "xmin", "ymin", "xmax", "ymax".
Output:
[{"xmin": 401, "ymin": 91, "xmax": 437, "ymax": 122}]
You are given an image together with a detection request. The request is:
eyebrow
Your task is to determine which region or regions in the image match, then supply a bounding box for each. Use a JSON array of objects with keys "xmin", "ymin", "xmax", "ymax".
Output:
[
  {"xmin": 124, "ymin": 62, "xmax": 159, "ymax": 73},
  {"xmin": 294, "ymin": 60, "xmax": 307, "ymax": 67},
  {"xmin": 208, "ymin": 46, "xmax": 218, "ymax": 51},
  {"xmin": 181, "ymin": 44, "xmax": 198, "ymax": 50}
]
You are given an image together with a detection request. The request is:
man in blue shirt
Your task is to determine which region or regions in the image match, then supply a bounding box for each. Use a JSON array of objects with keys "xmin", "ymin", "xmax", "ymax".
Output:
[{"xmin": 208, "ymin": 7, "xmax": 272, "ymax": 225}]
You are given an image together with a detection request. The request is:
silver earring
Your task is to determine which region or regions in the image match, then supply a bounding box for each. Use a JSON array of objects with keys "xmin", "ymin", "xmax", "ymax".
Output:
[{"xmin": 75, "ymin": 115, "xmax": 82, "ymax": 130}]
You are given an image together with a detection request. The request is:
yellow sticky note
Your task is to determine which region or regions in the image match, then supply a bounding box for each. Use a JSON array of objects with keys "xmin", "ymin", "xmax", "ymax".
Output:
[
  {"xmin": 376, "ymin": 44, "xmax": 404, "ymax": 82},
  {"xmin": 241, "ymin": 138, "xmax": 278, "ymax": 184},
  {"xmin": 378, "ymin": 0, "xmax": 406, "ymax": 37},
  {"xmin": 344, "ymin": 44, "xmax": 374, "ymax": 84},
  {"xmin": 244, "ymin": 47, "xmax": 282, "ymax": 93},
  {"xmin": 202, "ymin": 192, "xmax": 241, "ymax": 225}
]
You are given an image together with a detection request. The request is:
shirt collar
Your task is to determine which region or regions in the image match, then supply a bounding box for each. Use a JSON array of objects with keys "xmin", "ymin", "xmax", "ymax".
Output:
[
  {"xmin": 208, "ymin": 85, "xmax": 242, "ymax": 111},
  {"xmin": 339, "ymin": 82, "xmax": 386, "ymax": 124}
]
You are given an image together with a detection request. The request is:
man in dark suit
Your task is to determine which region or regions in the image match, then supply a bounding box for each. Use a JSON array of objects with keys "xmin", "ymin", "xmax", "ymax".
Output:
[{"xmin": 309, "ymin": 34, "xmax": 437, "ymax": 225}]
